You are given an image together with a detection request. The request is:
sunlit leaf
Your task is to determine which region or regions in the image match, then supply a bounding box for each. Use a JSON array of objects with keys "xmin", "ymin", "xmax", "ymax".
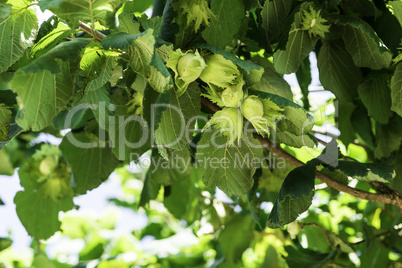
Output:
[
  {"xmin": 261, "ymin": 0, "xmax": 293, "ymax": 44},
  {"xmin": 197, "ymin": 131, "xmax": 263, "ymax": 196},
  {"xmin": 14, "ymin": 190, "xmax": 74, "ymax": 239},
  {"xmin": 60, "ymin": 132, "xmax": 119, "ymax": 194},
  {"xmin": 338, "ymin": 16, "xmax": 392, "ymax": 70},
  {"xmin": 45, "ymin": 0, "xmax": 123, "ymax": 28},
  {"xmin": 11, "ymin": 39, "xmax": 87, "ymax": 131},
  {"xmin": 273, "ymin": 10, "xmax": 317, "ymax": 74},
  {"xmin": 358, "ymin": 73, "xmax": 393, "ymax": 124},
  {"xmin": 202, "ymin": 0, "xmax": 245, "ymax": 48},
  {"xmin": 391, "ymin": 62, "xmax": 402, "ymax": 117},
  {"xmin": 318, "ymin": 39, "xmax": 362, "ymax": 102},
  {"xmin": 0, "ymin": 104, "xmax": 11, "ymax": 141},
  {"xmin": 0, "ymin": 0, "xmax": 37, "ymax": 74},
  {"xmin": 154, "ymin": 83, "xmax": 200, "ymax": 154}
]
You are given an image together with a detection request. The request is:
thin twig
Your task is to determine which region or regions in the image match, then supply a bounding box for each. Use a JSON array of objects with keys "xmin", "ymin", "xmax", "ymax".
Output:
[
  {"xmin": 349, "ymin": 224, "xmax": 402, "ymax": 246},
  {"xmin": 200, "ymin": 97, "xmax": 402, "ymax": 214},
  {"xmin": 36, "ymin": 238, "xmax": 42, "ymax": 255},
  {"xmin": 78, "ymin": 21, "xmax": 106, "ymax": 40},
  {"xmin": 315, "ymin": 136, "xmax": 328, "ymax": 146}
]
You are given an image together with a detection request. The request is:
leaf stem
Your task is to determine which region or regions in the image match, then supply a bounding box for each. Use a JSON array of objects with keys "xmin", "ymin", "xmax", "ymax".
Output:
[{"xmin": 200, "ymin": 97, "xmax": 402, "ymax": 214}]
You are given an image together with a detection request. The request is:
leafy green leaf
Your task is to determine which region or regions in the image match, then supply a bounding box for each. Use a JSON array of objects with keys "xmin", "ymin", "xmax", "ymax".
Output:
[
  {"xmin": 332, "ymin": 161, "xmax": 395, "ymax": 183},
  {"xmin": 338, "ymin": 16, "xmax": 392, "ymax": 70},
  {"xmin": 358, "ymin": 73, "xmax": 393, "ymax": 124},
  {"xmin": 389, "ymin": 1, "xmax": 402, "ymax": 29},
  {"xmin": 60, "ymin": 132, "xmax": 119, "ymax": 195},
  {"xmin": 360, "ymin": 240, "xmax": 391, "ymax": 268},
  {"xmin": 118, "ymin": 13, "xmax": 140, "ymax": 35},
  {"xmin": 85, "ymin": 56, "xmax": 118, "ymax": 92},
  {"xmin": 103, "ymin": 30, "xmax": 173, "ymax": 93},
  {"xmin": 139, "ymin": 174, "xmax": 162, "ymax": 207},
  {"xmin": 218, "ymin": 215, "xmax": 254, "ymax": 265},
  {"xmin": 158, "ymin": 0, "xmax": 179, "ymax": 44},
  {"xmin": 0, "ymin": 237, "xmax": 11, "ymax": 252},
  {"xmin": 18, "ymin": 38, "xmax": 88, "ymax": 74},
  {"xmin": 284, "ymin": 246, "xmax": 336, "ymax": 268},
  {"xmin": 107, "ymin": 86, "xmax": 163, "ymax": 161},
  {"xmin": 80, "ymin": 84, "xmax": 113, "ymax": 130},
  {"xmin": 47, "ymin": 0, "xmax": 123, "ymax": 28},
  {"xmin": 351, "ymin": 105, "xmax": 375, "ymax": 149},
  {"xmin": 251, "ymin": 66, "xmax": 293, "ymax": 101},
  {"xmin": 275, "ymin": 132, "xmax": 317, "ymax": 148},
  {"xmin": 336, "ymin": 102, "xmax": 356, "ymax": 147},
  {"xmin": 154, "ymin": 83, "xmax": 200, "ymax": 154},
  {"xmin": 0, "ymin": 0, "xmax": 38, "ymax": 74},
  {"xmin": 30, "ymin": 22, "xmax": 72, "ymax": 60},
  {"xmin": 0, "ymin": 123, "xmax": 22, "ymax": 150},
  {"xmin": 202, "ymin": 0, "xmax": 245, "ymax": 48},
  {"xmin": 0, "ymin": 104, "xmax": 11, "ymax": 141},
  {"xmin": 38, "ymin": 0, "xmax": 64, "ymax": 11},
  {"xmin": 296, "ymin": 56, "xmax": 311, "ymax": 110},
  {"xmin": 0, "ymin": 3, "xmax": 11, "ymax": 20},
  {"xmin": 102, "ymin": 32, "xmax": 141, "ymax": 50},
  {"xmin": 267, "ymin": 165, "xmax": 316, "ymax": 228},
  {"xmin": 317, "ymin": 39, "xmax": 362, "ymax": 102},
  {"xmin": 347, "ymin": 0, "xmax": 381, "ymax": 17},
  {"xmin": 31, "ymin": 255, "xmax": 56, "ymax": 268},
  {"xmin": 11, "ymin": 39, "xmax": 87, "ymax": 131},
  {"xmin": 79, "ymin": 51, "xmax": 118, "ymax": 129},
  {"xmin": 0, "ymin": 89, "xmax": 17, "ymax": 107},
  {"xmin": 390, "ymin": 62, "xmax": 402, "ymax": 117},
  {"xmin": 138, "ymin": 14, "xmax": 163, "ymax": 37},
  {"xmin": 0, "ymin": 149, "xmax": 13, "ymax": 175},
  {"xmin": 197, "ymin": 131, "xmax": 264, "ymax": 196},
  {"xmin": 148, "ymin": 148, "xmax": 193, "ymax": 185},
  {"xmin": 312, "ymin": 140, "xmax": 395, "ymax": 183},
  {"xmin": 14, "ymin": 190, "xmax": 74, "ymax": 239},
  {"xmin": 273, "ymin": 11, "xmax": 317, "ymax": 74},
  {"xmin": 374, "ymin": 116, "xmax": 402, "ymax": 159},
  {"xmin": 164, "ymin": 168, "xmax": 202, "ymax": 224},
  {"xmin": 277, "ymin": 103, "xmax": 314, "ymax": 135},
  {"xmin": 130, "ymin": 32, "xmax": 173, "ymax": 92},
  {"xmin": 261, "ymin": 0, "xmax": 293, "ymax": 44},
  {"xmin": 121, "ymin": 0, "xmax": 153, "ymax": 13}
]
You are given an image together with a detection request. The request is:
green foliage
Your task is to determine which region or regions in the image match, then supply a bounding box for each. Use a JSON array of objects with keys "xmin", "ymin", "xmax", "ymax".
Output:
[
  {"xmin": 317, "ymin": 39, "xmax": 362, "ymax": 102},
  {"xmin": 391, "ymin": 62, "xmax": 402, "ymax": 117},
  {"xmin": 197, "ymin": 130, "xmax": 264, "ymax": 196},
  {"xmin": 0, "ymin": 0, "xmax": 38, "ymax": 73},
  {"xmin": 1, "ymin": 0, "xmax": 402, "ymax": 267},
  {"xmin": 0, "ymin": 104, "xmax": 11, "ymax": 141},
  {"xmin": 202, "ymin": 0, "xmax": 245, "ymax": 48},
  {"xmin": 42, "ymin": 0, "xmax": 123, "ymax": 28},
  {"xmin": 60, "ymin": 133, "xmax": 119, "ymax": 194},
  {"xmin": 273, "ymin": 5, "xmax": 317, "ymax": 74},
  {"xmin": 267, "ymin": 165, "xmax": 316, "ymax": 228}
]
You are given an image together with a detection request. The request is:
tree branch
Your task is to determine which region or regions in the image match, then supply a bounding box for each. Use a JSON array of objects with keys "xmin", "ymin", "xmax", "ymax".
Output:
[
  {"xmin": 78, "ymin": 21, "xmax": 106, "ymax": 41},
  {"xmin": 201, "ymin": 97, "xmax": 402, "ymax": 214}
]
